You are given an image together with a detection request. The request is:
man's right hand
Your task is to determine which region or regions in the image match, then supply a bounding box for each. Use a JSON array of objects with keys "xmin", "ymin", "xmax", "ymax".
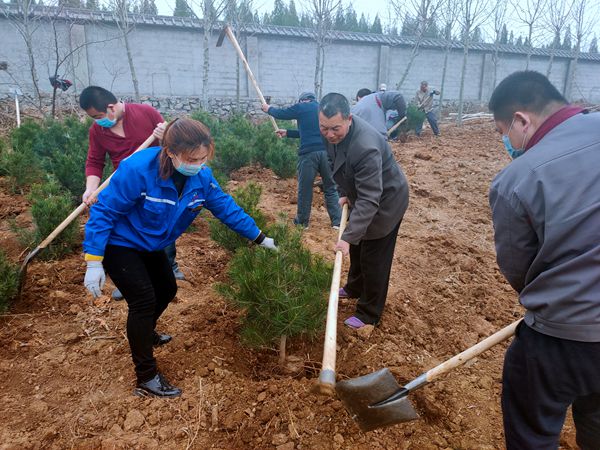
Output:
[
  {"xmin": 276, "ymin": 129, "xmax": 287, "ymax": 138},
  {"xmin": 82, "ymin": 188, "xmax": 98, "ymax": 206},
  {"xmin": 261, "ymin": 103, "xmax": 270, "ymax": 113},
  {"xmin": 339, "ymin": 196, "xmax": 350, "ymax": 207}
]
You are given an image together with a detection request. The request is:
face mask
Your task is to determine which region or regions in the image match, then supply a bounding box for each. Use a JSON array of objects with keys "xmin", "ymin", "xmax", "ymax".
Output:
[
  {"xmin": 95, "ymin": 116, "xmax": 117, "ymax": 128},
  {"xmin": 173, "ymin": 155, "xmax": 205, "ymax": 177},
  {"xmin": 502, "ymin": 118, "xmax": 527, "ymax": 159}
]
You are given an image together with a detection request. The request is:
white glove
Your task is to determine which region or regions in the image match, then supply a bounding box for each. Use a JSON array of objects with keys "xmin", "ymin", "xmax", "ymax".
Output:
[
  {"xmin": 84, "ymin": 261, "xmax": 106, "ymax": 298},
  {"xmin": 259, "ymin": 236, "xmax": 278, "ymax": 251}
]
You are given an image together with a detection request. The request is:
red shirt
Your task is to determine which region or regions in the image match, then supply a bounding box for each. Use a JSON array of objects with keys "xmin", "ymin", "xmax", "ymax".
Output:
[
  {"xmin": 85, "ymin": 103, "xmax": 164, "ymax": 178},
  {"xmin": 525, "ymin": 105, "xmax": 585, "ymax": 151}
]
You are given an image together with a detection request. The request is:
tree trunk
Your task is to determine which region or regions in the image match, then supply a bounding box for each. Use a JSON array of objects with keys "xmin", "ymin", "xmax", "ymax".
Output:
[
  {"xmin": 438, "ymin": 44, "xmax": 450, "ymax": 119},
  {"xmin": 279, "ymin": 334, "xmax": 287, "ymax": 366},
  {"xmin": 525, "ymin": 26, "xmax": 533, "ymax": 70},
  {"xmin": 546, "ymin": 47, "xmax": 555, "ymax": 77},
  {"xmin": 202, "ymin": 22, "xmax": 211, "ymax": 110},
  {"xmin": 397, "ymin": 42, "xmax": 420, "ymax": 90},
  {"xmin": 319, "ymin": 46, "xmax": 325, "ymax": 99},
  {"xmin": 314, "ymin": 40, "xmax": 322, "ymax": 99},
  {"xmin": 24, "ymin": 32, "xmax": 42, "ymax": 112},
  {"xmin": 457, "ymin": 38, "xmax": 470, "ymax": 126},
  {"xmin": 122, "ymin": 30, "xmax": 140, "ymax": 102}
]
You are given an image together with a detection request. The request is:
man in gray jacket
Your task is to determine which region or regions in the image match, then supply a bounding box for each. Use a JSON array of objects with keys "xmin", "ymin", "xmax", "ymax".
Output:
[
  {"xmin": 352, "ymin": 89, "xmax": 406, "ymax": 137},
  {"xmin": 488, "ymin": 71, "xmax": 600, "ymax": 449},
  {"xmin": 319, "ymin": 93, "xmax": 409, "ymax": 329}
]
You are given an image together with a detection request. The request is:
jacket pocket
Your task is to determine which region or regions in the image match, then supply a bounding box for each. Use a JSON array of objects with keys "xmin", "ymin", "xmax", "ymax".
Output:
[{"xmin": 140, "ymin": 200, "xmax": 167, "ymax": 228}]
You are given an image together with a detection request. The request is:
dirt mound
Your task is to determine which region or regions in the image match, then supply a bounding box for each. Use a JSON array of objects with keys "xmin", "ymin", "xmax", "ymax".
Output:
[{"xmin": 0, "ymin": 123, "xmax": 577, "ymax": 449}]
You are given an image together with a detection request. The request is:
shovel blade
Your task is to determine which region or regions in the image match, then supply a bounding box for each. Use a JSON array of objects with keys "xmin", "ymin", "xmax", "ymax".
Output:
[
  {"xmin": 335, "ymin": 368, "xmax": 419, "ymax": 432},
  {"xmin": 216, "ymin": 26, "xmax": 228, "ymax": 47}
]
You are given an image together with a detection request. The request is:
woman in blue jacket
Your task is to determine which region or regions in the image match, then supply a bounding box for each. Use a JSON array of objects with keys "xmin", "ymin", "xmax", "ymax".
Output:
[{"xmin": 83, "ymin": 118, "xmax": 277, "ymax": 398}]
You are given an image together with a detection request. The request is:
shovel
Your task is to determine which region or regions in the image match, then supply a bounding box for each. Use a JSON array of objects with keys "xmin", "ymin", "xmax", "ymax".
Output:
[
  {"xmin": 17, "ymin": 132, "xmax": 157, "ymax": 296},
  {"xmin": 312, "ymin": 203, "xmax": 349, "ymax": 396},
  {"xmin": 335, "ymin": 318, "xmax": 521, "ymax": 431},
  {"xmin": 216, "ymin": 24, "xmax": 279, "ymax": 132},
  {"xmin": 387, "ymin": 116, "xmax": 406, "ymax": 137}
]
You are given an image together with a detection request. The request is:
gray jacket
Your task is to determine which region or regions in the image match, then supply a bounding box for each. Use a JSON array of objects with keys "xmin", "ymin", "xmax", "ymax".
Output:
[
  {"xmin": 324, "ymin": 115, "xmax": 409, "ymax": 244},
  {"xmin": 489, "ymin": 111, "xmax": 600, "ymax": 342},
  {"xmin": 351, "ymin": 91, "xmax": 407, "ymax": 136}
]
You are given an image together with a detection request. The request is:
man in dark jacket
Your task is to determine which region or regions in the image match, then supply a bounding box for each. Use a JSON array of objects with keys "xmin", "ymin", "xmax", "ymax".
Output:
[
  {"xmin": 262, "ymin": 92, "xmax": 341, "ymax": 228},
  {"xmin": 318, "ymin": 93, "xmax": 409, "ymax": 329},
  {"xmin": 488, "ymin": 71, "xmax": 600, "ymax": 449}
]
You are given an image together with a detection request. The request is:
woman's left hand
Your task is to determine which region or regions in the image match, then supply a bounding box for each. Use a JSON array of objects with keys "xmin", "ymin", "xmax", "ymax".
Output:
[{"xmin": 259, "ymin": 236, "xmax": 278, "ymax": 251}]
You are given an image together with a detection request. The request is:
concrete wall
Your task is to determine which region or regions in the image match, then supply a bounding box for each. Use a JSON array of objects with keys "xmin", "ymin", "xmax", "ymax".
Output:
[{"xmin": 1, "ymin": 12, "xmax": 600, "ymax": 108}]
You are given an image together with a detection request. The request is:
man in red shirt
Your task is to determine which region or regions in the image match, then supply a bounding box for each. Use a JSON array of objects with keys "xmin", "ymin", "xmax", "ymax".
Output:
[{"xmin": 79, "ymin": 86, "xmax": 185, "ymax": 299}]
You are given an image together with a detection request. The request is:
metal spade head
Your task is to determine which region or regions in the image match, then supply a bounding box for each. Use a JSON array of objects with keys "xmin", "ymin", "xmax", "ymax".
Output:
[
  {"xmin": 335, "ymin": 368, "xmax": 419, "ymax": 432},
  {"xmin": 216, "ymin": 25, "xmax": 228, "ymax": 47}
]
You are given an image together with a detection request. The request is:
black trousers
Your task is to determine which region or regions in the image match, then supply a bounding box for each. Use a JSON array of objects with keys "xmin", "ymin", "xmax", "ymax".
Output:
[
  {"xmin": 343, "ymin": 220, "xmax": 401, "ymax": 324},
  {"xmin": 103, "ymin": 245, "xmax": 177, "ymax": 382},
  {"xmin": 502, "ymin": 322, "xmax": 600, "ymax": 450}
]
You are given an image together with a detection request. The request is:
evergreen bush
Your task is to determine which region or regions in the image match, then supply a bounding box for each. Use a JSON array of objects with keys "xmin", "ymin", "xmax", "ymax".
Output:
[
  {"xmin": 212, "ymin": 134, "xmax": 254, "ymax": 176},
  {"xmin": 217, "ymin": 219, "xmax": 330, "ymax": 359},
  {"xmin": 0, "ymin": 250, "xmax": 19, "ymax": 312},
  {"xmin": 209, "ymin": 181, "xmax": 266, "ymax": 252},
  {"xmin": 22, "ymin": 177, "xmax": 79, "ymax": 260},
  {"xmin": 0, "ymin": 146, "xmax": 43, "ymax": 192},
  {"xmin": 264, "ymin": 140, "xmax": 297, "ymax": 179},
  {"xmin": 190, "ymin": 110, "xmax": 222, "ymax": 137},
  {"xmin": 402, "ymin": 104, "xmax": 427, "ymax": 133}
]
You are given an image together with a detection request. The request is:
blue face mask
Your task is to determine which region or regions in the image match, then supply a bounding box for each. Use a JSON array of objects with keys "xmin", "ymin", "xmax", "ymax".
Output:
[
  {"xmin": 173, "ymin": 155, "xmax": 205, "ymax": 177},
  {"xmin": 95, "ymin": 116, "xmax": 117, "ymax": 128},
  {"xmin": 502, "ymin": 118, "xmax": 526, "ymax": 159}
]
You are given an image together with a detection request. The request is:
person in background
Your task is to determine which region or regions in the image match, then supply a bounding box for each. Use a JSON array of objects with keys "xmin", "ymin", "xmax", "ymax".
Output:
[
  {"xmin": 352, "ymin": 88, "xmax": 406, "ymax": 137},
  {"xmin": 488, "ymin": 70, "xmax": 600, "ymax": 449},
  {"xmin": 261, "ymin": 91, "xmax": 341, "ymax": 229},
  {"xmin": 83, "ymin": 118, "xmax": 277, "ymax": 397},
  {"xmin": 319, "ymin": 93, "xmax": 409, "ymax": 329},
  {"xmin": 413, "ymin": 80, "xmax": 440, "ymax": 137},
  {"xmin": 79, "ymin": 86, "xmax": 184, "ymax": 301}
]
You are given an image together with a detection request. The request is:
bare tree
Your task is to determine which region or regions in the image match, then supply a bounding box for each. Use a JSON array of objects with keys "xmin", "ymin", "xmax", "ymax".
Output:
[
  {"xmin": 438, "ymin": 0, "xmax": 460, "ymax": 118},
  {"xmin": 543, "ymin": 0, "xmax": 573, "ymax": 77},
  {"xmin": 391, "ymin": 0, "xmax": 443, "ymax": 89},
  {"xmin": 565, "ymin": 0, "xmax": 594, "ymax": 99},
  {"xmin": 511, "ymin": 0, "xmax": 547, "ymax": 69},
  {"xmin": 1, "ymin": 0, "xmax": 46, "ymax": 111},
  {"xmin": 110, "ymin": 0, "xmax": 140, "ymax": 101},
  {"xmin": 456, "ymin": 0, "xmax": 491, "ymax": 125},
  {"xmin": 491, "ymin": 0, "xmax": 508, "ymax": 89},
  {"xmin": 188, "ymin": 0, "xmax": 226, "ymax": 110},
  {"xmin": 306, "ymin": 0, "xmax": 341, "ymax": 98}
]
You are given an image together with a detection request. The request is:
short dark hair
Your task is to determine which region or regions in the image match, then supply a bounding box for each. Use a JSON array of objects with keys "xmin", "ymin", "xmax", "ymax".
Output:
[
  {"xmin": 488, "ymin": 71, "xmax": 567, "ymax": 122},
  {"xmin": 356, "ymin": 88, "xmax": 372, "ymax": 100},
  {"xmin": 79, "ymin": 86, "xmax": 118, "ymax": 112},
  {"xmin": 320, "ymin": 93, "xmax": 351, "ymax": 119}
]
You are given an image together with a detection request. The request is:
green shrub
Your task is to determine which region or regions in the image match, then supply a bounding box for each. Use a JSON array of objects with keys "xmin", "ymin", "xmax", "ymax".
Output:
[
  {"xmin": 212, "ymin": 134, "xmax": 254, "ymax": 176},
  {"xmin": 190, "ymin": 110, "xmax": 222, "ymax": 137},
  {"xmin": 0, "ymin": 146, "xmax": 43, "ymax": 192},
  {"xmin": 33, "ymin": 117, "xmax": 90, "ymax": 200},
  {"xmin": 209, "ymin": 181, "xmax": 266, "ymax": 252},
  {"xmin": 23, "ymin": 177, "xmax": 79, "ymax": 260},
  {"xmin": 0, "ymin": 250, "xmax": 19, "ymax": 312},
  {"xmin": 264, "ymin": 141, "xmax": 297, "ymax": 179},
  {"xmin": 10, "ymin": 119, "xmax": 43, "ymax": 153},
  {"xmin": 252, "ymin": 123, "xmax": 280, "ymax": 167},
  {"xmin": 225, "ymin": 113, "xmax": 256, "ymax": 142},
  {"xmin": 402, "ymin": 104, "xmax": 427, "ymax": 133},
  {"xmin": 217, "ymin": 219, "xmax": 330, "ymax": 353}
]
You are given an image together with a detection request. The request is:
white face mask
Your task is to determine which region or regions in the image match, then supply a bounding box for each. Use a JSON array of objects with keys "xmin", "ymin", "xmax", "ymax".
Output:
[
  {"xmin": 502, "ymin": 118, "xmax": 527, "ymax": 159},
  {"xmin": 172, "ymin": 154, "xmax": 205, "ymax": 177}
]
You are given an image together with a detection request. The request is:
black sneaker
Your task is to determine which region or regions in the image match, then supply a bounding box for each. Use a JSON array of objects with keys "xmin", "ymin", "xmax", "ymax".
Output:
[
  {"xmin": 153, "ymin": 331, "xmax": 172, "ymax": 347},
  {"xmin": 134, "ymin": 372, "xmax": 181, "ymax": 398}
]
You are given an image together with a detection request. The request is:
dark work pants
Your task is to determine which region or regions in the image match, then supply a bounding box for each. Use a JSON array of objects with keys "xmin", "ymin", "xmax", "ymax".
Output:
[
  {"xmin": 103, "ymin": 245, "xmax": 177, "ymax": 383},
  {"xmin": 502, "ymin": 322, "xmax": 600, "ymax": 450},
  {"xmin": 343, "ymin": 220, "xmax": 402, "ymax": 324}
]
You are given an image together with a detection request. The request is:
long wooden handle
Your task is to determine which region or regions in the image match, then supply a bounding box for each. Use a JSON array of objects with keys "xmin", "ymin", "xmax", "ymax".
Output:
[
  {"xmin": 317, "ymin": 204, "xmax": 349, "ymax": 388},
  {"xmin": 224, "ymin": 26, "xmax": 279, "ymax": 132},
  {"xmin": 37, "ymin": 133, "xmax": 156, "ymax": 250},
  {"xmin": 387, "ymin": 116, "xmax": 407, "ymax": 136},
  {"xmin": 425, "ymin": 319, "xmax": 521, "ymax": 383}
]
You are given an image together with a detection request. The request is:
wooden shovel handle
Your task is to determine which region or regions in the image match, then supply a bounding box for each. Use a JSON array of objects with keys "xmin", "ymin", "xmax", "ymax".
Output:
[
  {"xmin": 223, "ymin": 26, "xmax": 279, "ymax": 132},
  {"xmin": 37, "ymin": 133, "xmax": 156, "ymax": 250},
  {"xmin": 387, "ymin": 116, "xmax": 407, "ymax": 136},
  {"xmin": 316, "ymin": 204, "xmax": 349, "ymax": 391},
  {"xmin": 425, "ymin": 319, "xmax": 521, "ymax": 383}
]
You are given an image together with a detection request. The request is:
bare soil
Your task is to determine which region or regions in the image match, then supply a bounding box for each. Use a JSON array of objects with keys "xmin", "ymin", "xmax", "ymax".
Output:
[{"xmin": 0, "ymin": 122, "xmax": 578, "ymax": 449}]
